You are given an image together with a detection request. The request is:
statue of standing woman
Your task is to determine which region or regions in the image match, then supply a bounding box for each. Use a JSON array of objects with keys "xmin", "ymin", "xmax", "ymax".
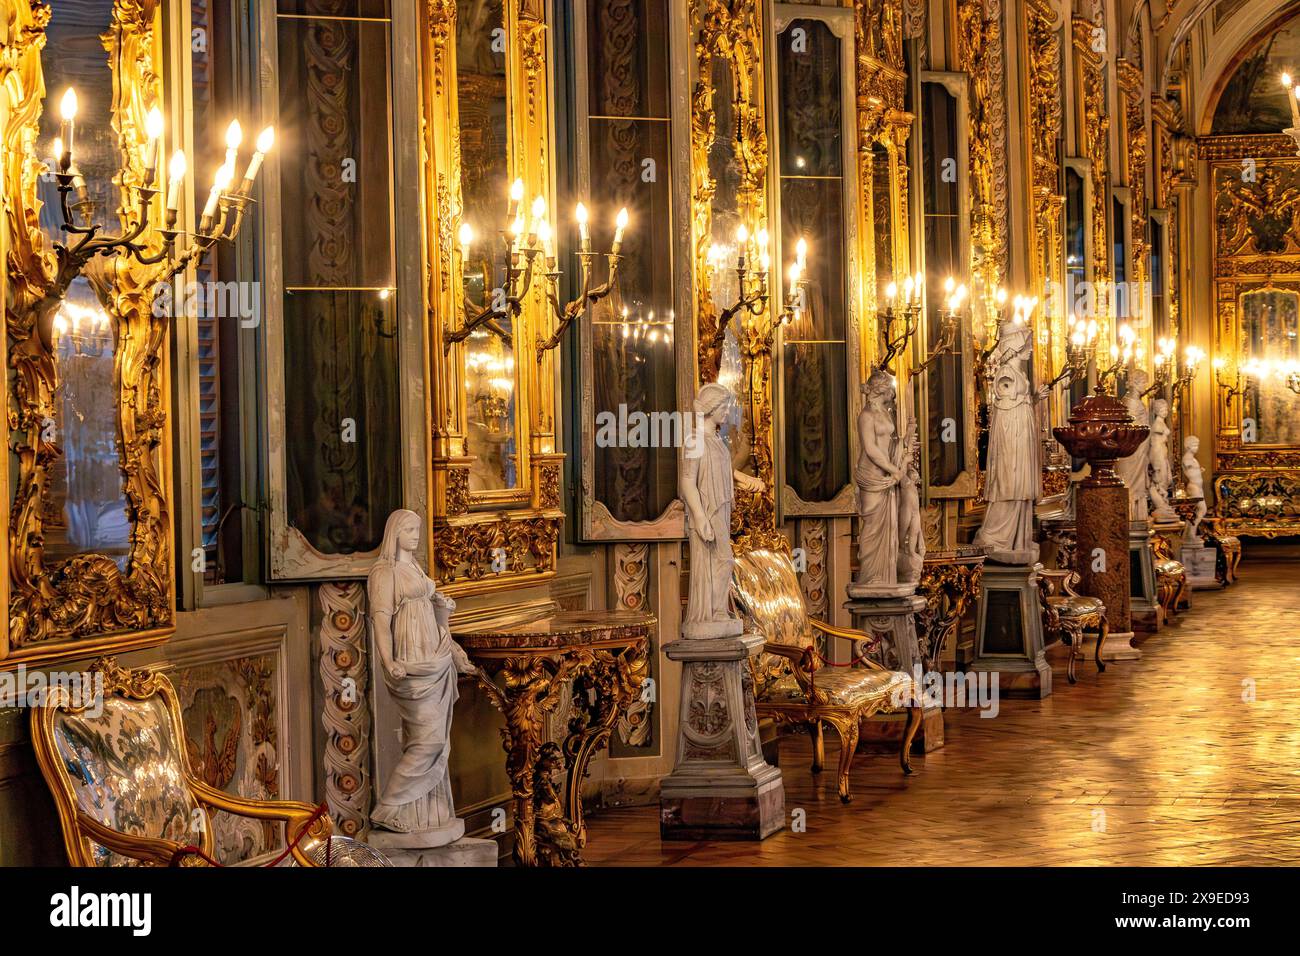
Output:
[
  {"xmin": 368, "ymin": 509, "xmax": 477, "ymax": 845},
  {"xmin": 680, "ymin": 383, "xmax": 762, "ymax": 637},
  {"xmin": 1117, "ymin": 369, "xmax": 1152, "ymax": 522},
  {"xmin": 974, "ymin": 319, "xmax": 1043, "ymax": 563},
  {"xmin": 1148, "ymin": 398, "xmax": 1176, "ymax": 521}
]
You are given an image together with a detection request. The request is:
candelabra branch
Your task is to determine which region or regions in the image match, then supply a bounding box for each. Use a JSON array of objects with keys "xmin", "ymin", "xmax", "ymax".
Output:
[
  {"xmin": 908, "ymin": 309, "xmax": 960, "ymax": 381},
  {"xmin": 1214, "ymin": 366, "xmax": 1245, "ymax": 409},
  {"xmin": 444, "ymin": 238, "xmax": 542, "ymax": 352},
  {"xmin": 877, "ymin": 302, "xmax": 920, "ymax": 374},
  {"xmin": 534, "ymin": 251, "xmax": 622, "ymax": 362}
]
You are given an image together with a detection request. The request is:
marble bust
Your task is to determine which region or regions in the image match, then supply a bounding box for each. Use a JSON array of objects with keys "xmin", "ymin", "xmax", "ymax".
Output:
[
  {"xmin": 1182, "ymin": 435, "xmax": 1208, "ymax": 544},
  {"xmin": 1148, "ymin": 398, "xmax": 1176, "ymax": 521},
  {"xmin": 680, "ymin": 382, "xmax": 761, "ymax": 638},
  {"xmin": 368, "ymin": 509, "xmax": 477, "ymax": 845},
  {"xmin": 973, "ymin": 319, "xmax": 1042, "ymax": 564},
  {"xmin": 1117, "ymin": 370, "xmax": 1151, "ymax": 522}
]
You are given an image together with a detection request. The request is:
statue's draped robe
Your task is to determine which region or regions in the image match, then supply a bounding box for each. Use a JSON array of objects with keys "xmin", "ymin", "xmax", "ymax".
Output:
[
  {"xmin": 682, "ymin": 428, "xmax": 735, "ymax": 626},
  {"xmin": 855, "ymin": 408, "xmax": 900, "ymax": 586},
  {"xmin": 975, "ymin": 357, "xmax": 1040, "ymax": 557}
]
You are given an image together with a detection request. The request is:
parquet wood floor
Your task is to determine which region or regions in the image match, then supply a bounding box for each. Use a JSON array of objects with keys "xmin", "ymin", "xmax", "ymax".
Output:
[{"xmin": 582, "ymin": 561, "xmax": 1300, "ymax": 866}]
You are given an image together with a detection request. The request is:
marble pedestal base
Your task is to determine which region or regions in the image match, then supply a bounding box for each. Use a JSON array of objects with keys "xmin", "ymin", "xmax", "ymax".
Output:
[
  {"xmin": 845, "ymin": 593, "xmax": 942, "ymax": 751},
  {"xmin": 660, "ymin": 632, "xmax": 785, "ymax": 841},
  {"xmin": 1130, "ymin": 521, "xmax": 1162, "ymax": 633},
  {"xmin": 1181, "ymin": 543, "xmax": 1219, "ymax": 589},
  {"xmin": 367, "ymin": 830, "xmax": 498, "ymax": 868},
  {"xmin": 971, "ymin": 562, "xmax": 1051, "ymax": 698}
]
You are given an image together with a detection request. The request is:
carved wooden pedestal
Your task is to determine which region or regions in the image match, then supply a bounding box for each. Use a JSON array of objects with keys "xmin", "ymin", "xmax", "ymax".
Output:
[
  {"xmin": 660, "ymin": 632, "xmax": 785, "ymax": 841},
  {"xmin": 457, "ymin": 611, "xmax": 652, "ymax": 867}
]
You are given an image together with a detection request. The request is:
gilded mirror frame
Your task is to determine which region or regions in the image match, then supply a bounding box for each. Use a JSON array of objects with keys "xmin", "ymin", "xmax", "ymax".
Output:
[
  {"xmin": 770, "ymin": 3, "xmax": 862, "ymax": 518},
  {"xmin": 424, "ymin": 0, "xmax": 563, "ymax": 594},
  {"xmin": 1, "ymin": 0, "xmax": 173, "ymax": 664},
  {"xmin": 1208, "ymin": 151, "xmax": 1300, "ymax": 537}
]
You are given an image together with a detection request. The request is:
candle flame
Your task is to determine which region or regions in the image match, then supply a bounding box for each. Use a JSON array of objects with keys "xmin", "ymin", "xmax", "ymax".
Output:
[{"xmin": 60, "ymin": 88, "xmax": 78, "ymax": 121}]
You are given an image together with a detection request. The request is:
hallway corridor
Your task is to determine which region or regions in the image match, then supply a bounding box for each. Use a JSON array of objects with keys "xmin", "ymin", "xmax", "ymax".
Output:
[{"xmin": 583, "ymin": 562, "xmax": 1300, "ymax": 866}]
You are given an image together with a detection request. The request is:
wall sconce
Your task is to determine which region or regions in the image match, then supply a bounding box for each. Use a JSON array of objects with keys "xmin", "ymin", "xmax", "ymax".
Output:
[
  {"xmin": 1170, "ymin": 344, "xmax": 1204, "ymax": 413},
  {"xmin": 703, "ymin": 227, "xmax": 808, "ymax": 360},
  {"xmin": 1046, "ymin": 312, "xmax": 1097, "ymax": 388},
  {"xmin": 48, "ymin": 92, "xmax": 271, "ymax": 301},
  {"xmin": 877, "ymin": 270, "xmax": 923, "ymax": 373},
  {"xmin": 910, "ymin": 277, "xmax": 966, "ymax": 380},
  {"xmin": 1097, "ymin": 321, "xmax": 1140, "ymax": 393},
  {"xmin": 535, "ymin": 202, "xmax": 628, "ymax": 361},
  {"xmin": 1212, "ymin": 356, "xmax": 1245, "ymax": 409}
]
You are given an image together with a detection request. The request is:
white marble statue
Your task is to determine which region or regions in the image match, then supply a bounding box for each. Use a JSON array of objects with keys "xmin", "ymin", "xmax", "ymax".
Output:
[
  {"xmin": 896, "ymin": 420, "xmax": 926, "ymax": 586},
  {"xmin": 680, "ymin": 383, "xmax": 762, "ymax": 637},
  {"xmin": 368, "ymin": 509, "xmax": 477, "ymax": 845},
  {"xmin": 1182, "ymin": 435, "xmax": 1208, "ymax": 544},
  {"xmin": 1149, "ymin": 398, "xmax": 1176, "ymax": 521},
  {"xmin": 1117, "ymin": 370, "xmax": 1151, "ymax": 522},
  {"xmin": 973, "ymin": 319, "xmax": 1042, "ymax": 564},
  {"xmin": 854, "ymin": 370, "xmax": 906, "ymax": 592}
]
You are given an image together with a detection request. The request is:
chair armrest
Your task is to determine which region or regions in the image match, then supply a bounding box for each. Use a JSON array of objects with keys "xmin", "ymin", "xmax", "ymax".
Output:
[
  {"xmin": 76, "ymin": 813, "xmax": 194, "ymax": 866},
  {"xmin": 809, "ymin": 620, "xmax": 887, "ymax": 671},
  {"xmin": 190, "ymin": 778, "xmax": 332, "ymax": 866}
]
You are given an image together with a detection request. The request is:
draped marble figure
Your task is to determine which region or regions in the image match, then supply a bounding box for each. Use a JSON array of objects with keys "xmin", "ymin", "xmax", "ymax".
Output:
[
  {"xmin": 973, "ymin": 319, "xmax": 1041, "ymax": 563},
  {"xmin": 1149, "ymin": 398, "xmax": 1176, "ymax": 521},
  {"xmin": 680, "ymin": 383, "xmax": 761, "ymax": 637},
  {"xmin": 368, "ymin": 509, "xmax": 477, "ymax": 844},
  {"xmin": 1117, "ymin": 369, "xmax": 1152, "ymax": 522},
  {"xmin": 1182, "ymin": 435, "xmax": 1208, "ymax": 544}
]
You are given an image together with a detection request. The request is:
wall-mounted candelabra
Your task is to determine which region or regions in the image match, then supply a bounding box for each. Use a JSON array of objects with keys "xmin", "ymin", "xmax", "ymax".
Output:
[
  {"xmin": 1212, "ymin": 355, "xmax": 1246, "ymax": 410},
  {"xmin": 46, "ymin": 90, "xmax": 272, "ymax": 311},
  {"xmin": 1046, "ymin": 312, "xmax": 1098, "ymax": 388},
  {"xmin": 535, "ymin": 201, "xmax": 628, "ymax": 361},
  {"xmin": 1097, "ymin": 321, "xmax": 1140, "ymax": 393},
  {"xmin": 876, "ymin": 271, "xmax": 923, "ymax": 373},
  {"xmin": 909, "ymin": 276, "xmax": 967, "ymax": 380},
  {"xmin": 702, "ymin": 228, "xmax": 809, "ymax": 360}
]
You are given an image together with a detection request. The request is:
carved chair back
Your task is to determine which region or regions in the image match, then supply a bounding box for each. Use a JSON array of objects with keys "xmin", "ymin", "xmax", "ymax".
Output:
[{"xmin": 731, "ymin": 548, "xmax": 817, "ymax": 697}]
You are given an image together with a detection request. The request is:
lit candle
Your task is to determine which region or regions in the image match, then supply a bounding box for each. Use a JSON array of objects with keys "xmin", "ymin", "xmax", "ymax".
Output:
[
  {"xmin": 165, "ymin": 150, "xmax": 186, "ymax": 227},
  {"xmin": 200, "ymin": 162, "xmax": 233, "ymax": 233},
  {"xmin": 884, "ymin": 281, "xmax": 898, "ymax": 305},
  {"xmin": 238, "ymin": 126, "xmax": 274, "ymax": 195},
  {"xmin": 575, "ymin": 202, "xmax": 590, "ymax": 252},
  {"xmin": 145, "ymin": 107, "xmax": 164, "ymax": 184},
  {"xmin": 538, "ymin": 219, "xmax": 554, "ymax": 264},
  {"xmin": 508, "ymin": 178, "xmax": 524, "ymax": 222},
  {"xmin": 59, "ymin": 88, "xmax": 77, "ymax": 171},
  {"xmin": 528, "ymin": 195, "xmax": 546, "ymax": 247},
  {"xmin": 795, "ymin": 236, "xmax": 808, "ymax": 270},
  {"xmin": 458, "ymin": 221, "xmax": 473, "ymax": 261},
  {"xmin": 735, "ymin": 223, "xmax": 749, "ymax": 268},
  {"xmin": 509, "ymin": 213, "xmax": 525, "ymax": 253},
  {"xmin": 612, "ymin": 207, "xmax": 629, "ymax": 254},
  {"xmin": 1286, "ymin": 73, "xmax": 1300, "ymax": 127},
  {"xmin": 903, "ymin": 275, "xmax": 914, "ymax": 303},
  {"xmin": 224, "ymin": 119, "xmax": 242, "ymax": 171}
]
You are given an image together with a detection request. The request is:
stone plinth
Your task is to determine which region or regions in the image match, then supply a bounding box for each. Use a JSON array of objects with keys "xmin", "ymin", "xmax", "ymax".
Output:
[
  {"xmin": 971, "ymin": 562, "xmax": 1051, "ymax": 698},
  {"xmin": 846, "ymin": 593, "xmax": 943, "ymax": 751},
  {"xmin": 1130, "ymin": 520, "xmax": 1162, "ymax": 634},
  {"xmin": 367, "ymin": 831, "xmax": 498, "ymax": 867},
  {"xmin": 660, "ymin": 632, "xmax": 785, "ymax": 841}
]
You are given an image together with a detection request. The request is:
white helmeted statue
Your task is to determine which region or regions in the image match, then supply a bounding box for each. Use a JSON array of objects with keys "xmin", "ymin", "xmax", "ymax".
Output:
[
  {"xmin": 974, "ymin": 317, "xmax": 1042, "ymax": 563},
  {"xmin": 368, "ymin": 508, "xmax": 477, "ymax": 844},
  {"xmin": 1182, "ymin": 435, "xmax": 1208, "ymax": 544},
  {"xmin": 680, "ymin": 382, "xmax": 762, "ymax": 637},
  {"xmin": 1117, "ymin": 369, "xmax": 1151, "ymax": 521},
  {"xmin": 1148, "ymin": 398, "xmax": 1176, "ymax": 521}
]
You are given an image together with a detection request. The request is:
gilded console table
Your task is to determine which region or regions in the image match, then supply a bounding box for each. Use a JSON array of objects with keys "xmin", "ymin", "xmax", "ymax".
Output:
[
  {"xmin": 916, "ymin": 548, "xmax": 985, "ymax": 671},
  {"xmin": 457, "ymin": 611, "xmax": 652, "ymax": 867}
]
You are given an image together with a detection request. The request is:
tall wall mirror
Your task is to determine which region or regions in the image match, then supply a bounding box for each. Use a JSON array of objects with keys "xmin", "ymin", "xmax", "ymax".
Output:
[
  {"xmin": 3, "ymin": 0, "xmax": 173, "ymax": 662},
  {"xmin": 424, "ymin": 0, "xmax": 562, "ymax": 592},
  {"xmin": 773, "ymin": 6, "xmax": 857, "ymax": 516}
]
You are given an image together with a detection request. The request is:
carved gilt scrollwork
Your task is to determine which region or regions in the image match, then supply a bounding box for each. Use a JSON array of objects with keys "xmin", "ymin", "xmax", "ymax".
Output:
[
  {"xmin": 3, "ymin": 0, "xmax": 173, "ymax": 663},
  {"xmin": 1073, "ymin": 16, "xmax": 1110, "ymax": 330}
]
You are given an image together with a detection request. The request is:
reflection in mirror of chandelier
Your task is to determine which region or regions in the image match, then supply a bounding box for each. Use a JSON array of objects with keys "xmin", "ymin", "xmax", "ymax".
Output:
[
  {"xmin": 424, "ymin": 0, "xmax": 564, "ymax": 595},
  {"xmin": 2, "ymin": 0, "xmax": 175, "ymax": 663}
]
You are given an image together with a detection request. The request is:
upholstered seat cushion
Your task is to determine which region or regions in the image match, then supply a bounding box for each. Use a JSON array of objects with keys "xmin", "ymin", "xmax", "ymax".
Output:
[
  {"xmin": 763, "ymin": 667, "xmax": 915, "ymax": 709},
  {"xmin": 1047, "ymin": 594, "xmax": 1104, "ymax": 617}
]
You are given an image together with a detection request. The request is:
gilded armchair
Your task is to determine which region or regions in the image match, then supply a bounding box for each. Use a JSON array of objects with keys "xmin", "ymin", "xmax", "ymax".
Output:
[
  {"xmin": 1036, "ymin": 569, "xmax": 1107, "ymax": 685},
  {"xmin": 731, "ymin": 549, "xmax": 921, "ymax": 804},
  {"xmin": 30, "ymin": 657, "xmax": 334, "ymax": 867}
]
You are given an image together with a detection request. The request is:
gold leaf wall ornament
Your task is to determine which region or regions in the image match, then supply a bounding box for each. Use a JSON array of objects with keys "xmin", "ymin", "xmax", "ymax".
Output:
[
  {"xmin": 3, "ymin": 0, "xmax": 173, "ymax": 663},
  {"xmin": 1024, "ymin": 0, "xmax": 1064, "ymax": 386},
  {"xmin": 1073, "ymin": 16, "xmax": 1111, "ymax": 334},
  {"xmin": 1118, "ymin": 57, "xmax": 1150, "ymax": 297}
]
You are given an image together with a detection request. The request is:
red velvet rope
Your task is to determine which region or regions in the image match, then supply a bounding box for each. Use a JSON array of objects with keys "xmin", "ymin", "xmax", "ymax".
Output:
[{"xmin": 168, "ymin": 801, "xmax": 331, "ymax": 868}]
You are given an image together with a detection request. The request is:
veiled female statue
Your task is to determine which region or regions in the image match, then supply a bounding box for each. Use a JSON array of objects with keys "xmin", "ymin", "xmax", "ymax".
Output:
[
  {"xmin": 368, "ymin": 509, "xmax": 477, "ymax": 844},
  {"xmin": 1148, "ymin": 398, "xmax": 1175, "ymax": 521},
  {"xmin": 680, "ymin": 383, "xmax": 762, "ymax": 637},
  {"xmin": 974, "ymin": 319, "xmax": 1042, "ymax": 563},
  {"xmin": 1117, "ymin": 369, "xmax": 1151, "ymax": 522}
]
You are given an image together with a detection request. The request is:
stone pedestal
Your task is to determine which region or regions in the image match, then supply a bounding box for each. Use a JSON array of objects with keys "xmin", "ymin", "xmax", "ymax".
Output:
[
  {"xmin": 367, "ymin": 831, "xmax": 498, "ymax": 867},
  {"xmin": 660, "ymin": 631, "xmax": 785, "ymax": 841},
  {"xmin": 1181, "ymin": 542, "xmax": 1219, "ymax": 589},
  {"xmin": 1130, "ymin": 520, "xmax": 1162, "ymax": 633},
  {"xmin": 971, "ymin": 562, "xmax": 1051, "ymax": 698},
  {"xmin": 845, "ymin": 593, "xmax": 943, "ymax": 751}
]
